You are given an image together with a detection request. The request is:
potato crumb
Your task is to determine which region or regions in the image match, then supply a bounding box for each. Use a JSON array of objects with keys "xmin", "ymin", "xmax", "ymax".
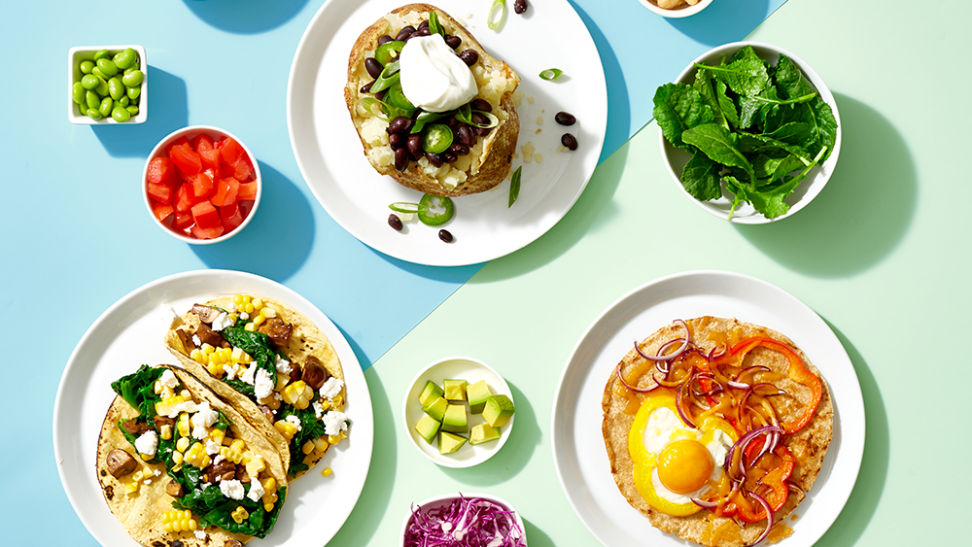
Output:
[
  {"xmin": 512, "ymin": 91, "xmax": 525, "ymax": 107},
  {"xmin": 535, "ymin": 129, "xmax": 542, "ymax": 134},
  {"xmin": 526, "ymin": 96, "xmax": 535, "ymax": 104},
  {"xmin": 536, "ymin": 116, "xmax": 543, "ymax": 125},
  {"xmin": 791, "ymin": 514, "xmax": 799, "ymax": 521},
  {"xmin": 556, "ymin": 145, "xmax": 569, "ymax": 153},
  {"xmin": 534, "ymin": 154, "xmax": 543, "ymax": 163},
  {"xmin": 513, "ymin": 152, "xmax": 519, "ymax": 159},
  {"xmin": 521, "ymin": 142, "xmax": 535, "ymax": 163}
]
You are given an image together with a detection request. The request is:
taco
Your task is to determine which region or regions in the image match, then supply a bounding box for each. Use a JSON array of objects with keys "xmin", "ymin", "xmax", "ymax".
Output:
[
  {"xmin": 97, "ymin": 364, "xmax": 288, "ymax": 547},
  {"xmin": 163, "ymin": 294, "xmax": 349, "ymax": 479},
  {"xmin": 602, "ymin": 317, "xmax": 833, "ymax": 546}
]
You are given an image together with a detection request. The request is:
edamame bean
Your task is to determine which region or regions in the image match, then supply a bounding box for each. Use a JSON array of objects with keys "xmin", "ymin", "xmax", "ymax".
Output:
[
  {"xmin": 85, "ymin": 90, "xmax": 100, "ymax": 109},
  {"xmin": 81, "ymin": 74, "xmax": 99, "ymax": 90},
  {"xmin": 112, "ymin": 48, "xmax": 137, "ymax": 70},
  {"xmin": 79, "ymin": 60, "xmax": 95, "ymax": 74},
  {"xmin": 93, "ymin": 49, "xmax": 110, "ymax": 61},
  {"xmin": 96, "ymin": 58, "xmax": 118, "ymax": 77},
  {"xmin": 111, "ymin": 104, "xmax": 130, "ymax": 122},
  {"xmin": 91, "ymin": 66, "xmax": 107, "ymax": 80},
  {"xmin": 108, "ymin": 77, "xmax": 124, "ymax": 100},
  {"xmin": 127, "ymin": 86, "xmax": 140, "ymax": 100},
  {"xmin": 124, "ymin": 65, "xmax": 138, "ymax": 75},
  {"xmin": 126, "ymin": 105, "xmax": 138, "ymax": 115},
  {"xmin": 118, "ymin": 95, "xmax": 129, "ymax": 107},
  {"xmin": 86, "ymin": 108, "xmax": 103, "ymax": 120},
  {"xmin": 72, "ymin": 82, "xmax": 86, "ymax": 104},
  {"xmin": 95, "ymin": 76, "xmax": 108, "ymax": 97},
  {"xmin": 99, "ymin": 96, "xmax": 113, "ymax": 118},
  {"xmin": 121, "ymin": 70, "xmax": 143, "ymax": 87}
]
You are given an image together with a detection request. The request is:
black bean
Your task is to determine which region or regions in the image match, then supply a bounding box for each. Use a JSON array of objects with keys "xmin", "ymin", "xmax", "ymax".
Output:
[
  {"xmin": 474, "ymin": 126, "xmax": 492, "ymax": 137},
  {"xmin": 448, "ymin": 143, "xmax": 469, "ymax": 156},
  {"xmin": 407, "ymin": 134, "xmax": 424, "ymax": 159},
  {"xmin": 388, "ymin": 214, "xmax": 403, "ymax": 231},
  {"xmin": 417, "ymin": 19, "xmax": 429, "ymax": 30},
  {"xmin": 395, "ymin": 147, "xmax": 409, "ymax": 171},
  {"xmin": 438, "ymin": 229, "xmax": 454, "ymax": 243},
  {"xmin": 360, "ymin": 82, "xmax": 374, "ymax": 94},
  {"xmin": 443, "ymin": 152, "xmax": 457, "ymax": 163},
  {"xmin": 377, "ymin": 35, "xmax": 394, "ymax": 46},
  {"xmin": 365, "ymin": 58, "xmax": 383, "ymax": 79},
  {"xmin": 395, "ymin": 26, "xmax": 416, "ymax": 42},
  {"xmin": 457, "ymin": 124, "xmax": 475, "ymax": 147},
  {"xmin": 555, "ymin": 111, "xmax": 576, "ymax": 126},
  {"xmin": 447, "ymin": 115, "xmax": 461, "ymax": 129},
  {"xmin": 416, "ymin": 28, "xmax": 431, "ymax": 37},
  {"xmin": 375, "ymin": 90, "xmax": 386, "ymax": 102},
  {"xmin": 470, "ymin": 113, "xmax": 486, "ymax": 125},
  {"xmin": 445, "ymin": 35, "xmax": 462, "ymax": 49},
  {"xmin": 458, "ymin": 49, "xmax": 478, "ymax": 66},
  {"xmin": 561, "ymin": 133, "xmax": 578, "ymax": 151},
  {"xmin": 389, "ymin": 133, "xmax": 404, "ymax": 149},
  {"xmin": 514, "ymin": 0, "xmax": 528, "ymax": 14},
  {"xmin": 470, "ymin": 98, "xmax": 492, "ymax": 112},
  {"xmin": 425, "ymin": 152, "xmax": 444, "ymax": 167},
  {"xmin": 388, "ymin": 116, "xmax": 411, "ymax": 134}
]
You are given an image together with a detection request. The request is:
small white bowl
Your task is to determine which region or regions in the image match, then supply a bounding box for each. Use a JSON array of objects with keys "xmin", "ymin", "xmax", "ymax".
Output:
[
  {"xmin": 401, "ymin": 493, "xmax": 528, "ymax": 547},
  {"xmin": 68, "ymin": 45, "xmax": 148, "ymax": 124},
  {"xmin": 660, "ymin": 41, "xmax": 842, "ymax": 224},
  {"xmin": 638, "ymin": 0, "xmax": 713, "ymax": 18},
  {"xmin": 403, "ymin": 356, "xmax": 514, "ymax": 468},
  {"xmin": 143, "ymin": 125, "xmax": 262, "ymax": 244}
]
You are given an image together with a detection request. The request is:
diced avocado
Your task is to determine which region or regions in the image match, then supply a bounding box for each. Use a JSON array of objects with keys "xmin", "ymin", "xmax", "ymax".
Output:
[
  {"xmin": 466, "ymin": 380, "xmax": 493, "ymax": 414},
  {"xmin": 483, "ymin": 395, "xmax": 515, "ymax": 428},
  {"xmin": 415, "ymin": 414, "xmax": 440, "ymax": 445},
  {"xmin": 443, "ymin": 379, "xmax": 467, "ymax": 401},
  {"xmin": 469, "ymin": 423, "xmax": 501, "ymax": 445},
  {"xmin": 418, "ymin": 380, "xmax": 444, "ymax": 407},
  {"xmin": 423, "ymin": 396, "xmax": 449, "ymax": 421},
  {"xmin": 441, "ymin": 403, "xmax": 468, "ymax": 433},
  {"xmin": 439, "ymin": 431, "xmax": 467, "ymax": 454}
]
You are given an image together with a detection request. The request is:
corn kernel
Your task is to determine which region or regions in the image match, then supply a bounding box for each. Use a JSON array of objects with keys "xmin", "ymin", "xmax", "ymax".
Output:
[
  {"xmin": 177, "ymin": 414, "xmax": 191, "ymax": 438},
  {"xmin": 262, "ymin": 477, "xmax": 275, "ymax": 492},
  {"xmin": 231, "ymin": 347, "xmax": 245, "ymax": 362},
  {"xmin": 234, "ymin": 294, "xmax": 246, "ymax": 305},
  {"xmin": 252, "ymin": 297, "xmax": 264, "ymax": 310},
  {"xmin": 322, "ymin": 467, "xmax": 333, "ymax": 477},
  {"xmin": 245, "ymin": 454, "xmax": 266, "ymax": 477},
  {"xmin": 162, "ymin": 510, "xmax": 197, "ymax": 533},
  {"xmin": 208, "ymin": 362, "xmax": 224, "ymax": 376},
  {"xmin": 332, "ymin": 394, "xmax": 344, "ymax": 408},
  {"xmin": 125, "ymin": 481, "xmax": 139, "ymax": 493},
  {"xmin": 302, "ymin": 441, "xmax": 315, "ymax": 455},
  {"xmin": 191, "ymin": 348, "xmax": 205, "ymax": 363},
  {"xmin": 209, "ymin": 428, "xmax": 226, "ymax": 446},
  {"xmin": 275, "ymin": 374, "xmax": 290, "ymax": 391},
  {"xmin": 220, "ymin": 441, "xmax": 245, "ymax": 464},
  {"xmin": 282, "ymin": 381, "xmax": 313, "ymax": 409},
  {"xmin": 264, "ymin": 502, "xmax": 274, "ymax": 512},
  {"xmin": 140, "ymin": 452, "xmax": 153, "ymax": 461},
  {"xmin": 262, "ymin": 307, "xmax": 276, "ymax": 318},
  {"xmin": 185, "ymin": 442, "xmax": 211, "ymax": 469},
  {"xmin": 252, "ymin": 314, "xmax": 266, "ymax": 327},
  {"xmin": 231, "ymin": 506, "xmax": 249, "ymax": 524},
  {"xmin": 263, "ymin": 395, "xmax": 281, "ymax": 410},
  {"xmin": 155, "ymin": 394, "xmax": 186, "ymax": 417},
  {"xmin": 313, "ymin": 437, "xmax": 328, "ymax": 453},
  {"xmin": 176, "ymin": 436, "xmax": 190, "ymax": 452},
  {"xmin": 201, "ymin": 343, "xmax": 215, "ymax": 354},
  {"xmin": 244, "ymin": 302, "xmax": 255, "ymax": 314},
  {"xmin": 328, "ymin": 435, "xmax": 341, "ymax": 445},
  {"xmin": 172, "ymin": 451, "xmax": 184, "ymax": 465},
  {"xmin": 231, "ymin": 439, "xmax": 245, "ymax": 452},
  {"xmin": 274, "ymin": 420, "xmax": 298, "ymax": 441},
  {"xmin": 317, "ymin": 399, "xmax": 331, "ymax": 412},
  {"xmin": 154, "ymin": 380, "xmax": 162, "ymax": 394},
  {"xmin": 245, "ymin": 323, "xmax": 256, "ymax": 332}
]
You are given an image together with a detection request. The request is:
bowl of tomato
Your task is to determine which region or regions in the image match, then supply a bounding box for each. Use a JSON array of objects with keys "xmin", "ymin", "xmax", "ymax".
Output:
[{"xmin": 143, "ymin": 125, "xmax": 261, "ymax": 243}]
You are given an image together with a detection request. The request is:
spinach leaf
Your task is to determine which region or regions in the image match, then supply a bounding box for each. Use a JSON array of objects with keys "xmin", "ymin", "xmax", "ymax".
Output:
[
  {"xmin": 694, "ymin": 69, "xmax": 728, "ymax": 131},
  {"xmin": 773, "ymin": 54, "xmax": 817, "ymax": 100},
  {"xmin": 111, "ymin": 365, "xmax": 164, "ymax": 419},
  {"xmin": 278, "ymin": 405, "xmax": 327, "ymax": 477},
  {"xmin": 220, "ymin": 324, "xmax": 278, "ymax": 388},
  {"xmin": 803, "ymin": 96, "xmax": 838, "ymax": 161},
  {"xmin": 682, "ymin": 124, "xmax": 754, "ymax": 177},
  {"xmin": 697, "ymin": 46, "xmax": 770, "ymax": 98},
  {"xmin": 223, "ymin": 378, "xmax": 256, "ymax": 398},
  {"xmin": 652, "ymin": 83, "xmax": 715, "ymax": 148},
  {"xmin": 175, "ymin": 484, "xmax": 287, "ymax": 538},
  {"xmin": 716, "ymin": 80, "xmax": 739, "ymax": 129},
  {"xmin": 681, "ymin": 150, "xmax": 722, "ymax": 201}
]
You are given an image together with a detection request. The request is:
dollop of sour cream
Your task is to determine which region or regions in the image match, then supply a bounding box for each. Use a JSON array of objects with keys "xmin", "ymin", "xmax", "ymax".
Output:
[{"xmin": 399, "ymin": 34, "xmax": 478, "ymax": 113}]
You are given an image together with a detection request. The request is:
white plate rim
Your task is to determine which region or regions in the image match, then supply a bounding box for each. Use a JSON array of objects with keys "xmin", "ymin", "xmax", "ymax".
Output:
[
  {"xmin": 53, "ymin": 269, "xmax": 374, "ymax": 546},
  {"xmin": 286, "ymin": 0, "xmax": 608, "ymax": 267},
  {"xmin": 550, "ymin": 270, "xmax": 865, "ymax": 546}
]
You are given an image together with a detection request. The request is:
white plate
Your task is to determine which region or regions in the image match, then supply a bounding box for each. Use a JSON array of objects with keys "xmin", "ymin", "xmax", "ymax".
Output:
[
  {"xmin": 288, "ymin": 0, "xmax": 607, "ymax": 266},
  {"xmin": 403, "ymin": 356, "xmax": 514, "ymax": 468},
  {"xmin": 551, "ymin": 270, "xmax": 864, "ymax": 546},
  {"xmin": 53, "ymin": 269, "xmax": 374, "ymax": 546}
]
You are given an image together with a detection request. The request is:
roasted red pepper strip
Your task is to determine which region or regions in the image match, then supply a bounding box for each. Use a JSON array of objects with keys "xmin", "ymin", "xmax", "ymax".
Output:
[
  {"xmin": 738, "ymin": 446, "xmax": 796, "ymax": 522},
  {"xmin": 730, "ymin": 336, "xmax": 823, "ymax": 434}
]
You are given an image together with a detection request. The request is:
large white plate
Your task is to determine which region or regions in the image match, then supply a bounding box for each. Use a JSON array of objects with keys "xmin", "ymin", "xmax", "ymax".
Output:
[
  {"xmin": 288, "ymin": 0, "xmax": 607, "ymax": 266},
  {"xmin": 551, "ymin": 270, "xmax": 865, "ymax": 546},
  {"xmin": 53, "ymin": 270, "xmax": 374, "ymax": 546}
]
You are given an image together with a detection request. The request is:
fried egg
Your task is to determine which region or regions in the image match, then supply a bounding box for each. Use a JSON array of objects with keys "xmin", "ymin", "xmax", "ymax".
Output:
[{"xmin": 628, "ymin": 394, "xmax": 738, "ymax": 516}]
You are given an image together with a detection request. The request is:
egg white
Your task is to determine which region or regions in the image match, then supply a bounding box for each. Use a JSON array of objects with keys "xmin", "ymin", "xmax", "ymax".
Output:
[{"xmin": 643, "ymin": 406, "xmax": 731, "ymax": 504}]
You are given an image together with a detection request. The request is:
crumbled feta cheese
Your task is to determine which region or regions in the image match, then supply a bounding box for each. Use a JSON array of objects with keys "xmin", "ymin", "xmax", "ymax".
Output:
[
  {"xmin": 194, "ymin": 530, "xmax": 207, "ymax": 540},
  {"xmin": 192, "ymin": 402, "xmax": 219, "ymax": 439},
  {"xmin": 285, "ymin": 415, "xmax": 302, "ymax": 432},
  {"xmin": 166, "ymin": 400, "xmax": 200, "ymax": 418},
  {"xmin": 144, "ymin": 479, "xmax": 152, "ymax": 485},
  {"xmin": 206, "ymin": 440, "xmax": 221, "ymax": 456},
  {"xmin": 240, "ymin": 363, "xmax": 257, "ymax": 385},
  {"xmin": 201, "ymin": 482, "xmax": 212, "ymax": 489},
  {"xmin": 211, "ymin": 312, "xmax": 236, "ymax": 332},
  {"xmin": 192, "ymin": 334, "xmax": 202, "ymax": 347},
  {"xmin": 246, "ymin": 478, "xmax": 265, "ymax": 502},
  {"xmin": 154, "ymin": 469, "xmax": 161, "ymax": 476},
  {"xmin": 134, "ymin": 431, "xmax": 158, "ymax": 458},
  {"xmin": 240, "ymin": 311, "xmax": 249, "ymax": 321},
  {"xmin": 214, "ymin": 455, "xmax": 225, "ymax": 465},
  {"xmin": 224, "ymin": 363, "xmax": 240, "ymax": 380},
  {"xmin": 275, "ymin": 355, "xmax": 292, "ymax": 375},
  {"xmin": 254, "ymin": 368, "xmax": 274, "ymax": 400},
  {"xmin": 220, "ymin": 479, "xmax": 245, "ymax": 500},
  {"xmin": 322, "ymin": 411, "xmax": 349, "ymax": 436},
  {"xmin": 225, "ymin": 303, "xmax": 238, "ymax": 314},
  {"xmin": 313, "ymin": 399, "xmax": 324, "ymax": 420},
  {"xmin": 319, "ymin": 377, "xmax": 344, "ymax": 400},
  {"xmin": 159, "ymin": 369, "xmax": 179, "ymax": 389}
]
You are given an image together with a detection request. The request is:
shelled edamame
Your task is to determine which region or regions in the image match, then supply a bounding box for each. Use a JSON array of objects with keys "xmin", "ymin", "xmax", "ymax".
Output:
[{"xmin": 72, "ymin": 48, "xmax": 143, "ymax": 122}]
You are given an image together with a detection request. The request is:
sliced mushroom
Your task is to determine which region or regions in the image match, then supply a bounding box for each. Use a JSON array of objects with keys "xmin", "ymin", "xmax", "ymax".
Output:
[
  {"xmin": 224, "ymin": 540, "xmax": 245, "ymax": 547},
  {"xmin": 258, "ymin": 405, "xmax": 276, "ymax": 423},
  {"xmin": 166, "ymin": 479, "xmax": 185, "ymax": 498},
  {"xmin": 153, "ymin": 415, "xmax": 175, "ymax": 430},
  {"xmin": 191, "ymin": 304, "xmax": 223, "ymax": 324},
  {"xmin": 257, "ymin": 317, "xmax": 293, "ymax": 347},
  {"xmin": 120, "ymin": 418, "xmax": 152, "ymax": 436},
  {"xmin": 105, "ymin": 448, "xmax": 137, "ymax": 478},
  {"xmin": 301, "ymin": 355, "xmax": 327, "ymax": 390},
  {"xmin": 205, "ymin": 459, "xmax": 237, "ymax": 483},
  {"xmin": 175, "ymin": 328, "xmax": 196, "ymax": 353},
  {"xmin": 195, "ymin": 321, "xmax": 229, "ymax": 349},
  {"xmin": 237, "ymin": 464, "xmax": 251, "ymax": 484}
]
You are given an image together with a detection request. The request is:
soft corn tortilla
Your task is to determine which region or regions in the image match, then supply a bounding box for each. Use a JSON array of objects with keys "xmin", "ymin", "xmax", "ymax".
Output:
[
  {"xmin": 164, "ymin": 295, "xmax": 345, "ymax": 479},
  {"xmin": 96, "ymin": 365, "xmax": 288, "ymax": 547},
  {"xmin": 602, "ymin": 317, "xmax": 834, "ymax": 547}
]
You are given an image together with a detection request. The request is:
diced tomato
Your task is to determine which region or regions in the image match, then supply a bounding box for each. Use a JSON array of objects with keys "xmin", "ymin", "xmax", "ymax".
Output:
[
  {"xmin": 170, "ymin": 143, "xmax": 202, "ymax": 175},
  {"xmin": 151, "ymin": 201, "xmax": 174, "ymax": 223},
  {"xmin": 147, "ymin": 181, "xmax": 173, "ymax": 204},
  {"xmin": 237, "ymin": 181, "xmax": 258, "ymax": 201},
  {"xmin": 219, "ymin": 137, "xmax": 245, "ymax": 167},
  {"xmin": 191, "ymin": 224, "xmax": 225, "ymax": 240},
  {"xmin": 193, "ymin": 134, "xmax": 220, "ymax": 171},
  {"xmin": 191, "ymin": 201, "xmax": 221, "ymax": 229},
  {"xmin": 231, "ymin": 155, "xmax": 253, "ymax": 182},
  {"xmin": 191, "ymin": 171, "xmax": 214, "ymax": 199},
  {"xmin": 147, "ymin": 157, "xmax": 176, "ymax": 184},
  {"xmin": 219, "ymin": 202, "xmax": 244, "ymax": 233},
  {"xmin": 168, "ymin": 136, "xmax": 190, "ymax": 152},
  {"xmin": 211, "ymin": 177, "xmax": 240, "ymax": 207},
  {"xmin": 174, "ymin": 210, "xmax": 194, "ymax": 231},
  {"xmin": 174, "ymin": 183, "xmax": 195, "ymax": 213}
]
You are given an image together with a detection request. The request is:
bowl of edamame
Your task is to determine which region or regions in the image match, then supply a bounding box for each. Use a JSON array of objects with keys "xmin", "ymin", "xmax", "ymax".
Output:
[{"xmin": 68, "ymin": 45, "xmax": 147, "ymax": 124}]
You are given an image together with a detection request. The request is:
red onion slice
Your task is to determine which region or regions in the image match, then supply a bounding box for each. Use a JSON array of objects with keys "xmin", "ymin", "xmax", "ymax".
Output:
[
  {"xmin": 692, "ymin": 498, "xmax": 718, "ymax": 509},
  {"xmin": 675, "ymin": 380, "xmax": 697, "ymax": 429},
  {"xmin": 728, "ymin": 380, "xmax": 750, "ymax": 389},
  {"xmin": 743, "ymin": 492, "xmax": 774, "ymax": 546},
  {"xmin": 707, "ymin": 344, "xmax": 727, "ymax": 361},
  {"xmin": 632, "ymin": 320, "xmax": 691, "ymax": 363},
  {"xmin": 615, "ymin": 364, "xmax": 660, "ymax": 393}
]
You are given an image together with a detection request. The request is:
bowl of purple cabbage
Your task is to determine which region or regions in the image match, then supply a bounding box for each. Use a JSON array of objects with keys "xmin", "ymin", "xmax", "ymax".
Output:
[{"xmin": 402, "ymin": 493, "xmax": 527, "ymax": 547}]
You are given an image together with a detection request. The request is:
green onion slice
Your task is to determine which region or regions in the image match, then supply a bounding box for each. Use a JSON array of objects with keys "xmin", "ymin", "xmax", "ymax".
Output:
[
  {"xmin": 375, "ymin": 41, "xmax": 405, "ymax": 65},
  {"xmin": 455, "ymin": 104, "xmax": 500, "ymax": 129},
  {"xmin": 488, "ymin": 0, "xmax": 506, "ymax": 31},
  {"xmin": 429, "ymin": 11, "xmax": 445, "ymax": 37},
  {"xmin": 388, "ymin": 202, "xmax": 426, "ymax": 214},
  {"xmin": 370, "ymin": 60, "xmax": 401, "ymax": 94},
  {"xmin": 384, "ymin": 83, "xmax": 416, "ymax": 112},
  {"xmin": 359, "ymin": 97, "xmax": 388, "ymax": 120},
  {"xmin": 539, "ymin": 68, "xmax": 564, "ymax": 81},
  {"xmin": 418, "ymin": 194, "xmax": 455, "ymax": 226},
  {"xmin": 508, "ymin": 166, "xmax": 522, "ymax": 208},
  {"xmin": 411, "ymin": 110, "xmax": 448, "ymax": 134}
]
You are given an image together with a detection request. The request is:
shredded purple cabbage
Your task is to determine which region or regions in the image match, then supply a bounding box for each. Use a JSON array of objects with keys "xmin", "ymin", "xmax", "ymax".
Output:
[{"xmin": 404, "ymin": 494, "xmax": 526, "ymax": 547}]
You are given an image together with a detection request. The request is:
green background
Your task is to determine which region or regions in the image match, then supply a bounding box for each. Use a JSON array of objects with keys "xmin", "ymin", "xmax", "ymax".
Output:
[{"xmin": 342, "ymin": 0, "xmax": 971, "ymax": 545}]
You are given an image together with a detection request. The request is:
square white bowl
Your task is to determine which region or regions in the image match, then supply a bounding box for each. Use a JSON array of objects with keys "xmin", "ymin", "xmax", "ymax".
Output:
[{"xmin": 68, "ymin": 45, "xmax": 148, "ymax": 125}]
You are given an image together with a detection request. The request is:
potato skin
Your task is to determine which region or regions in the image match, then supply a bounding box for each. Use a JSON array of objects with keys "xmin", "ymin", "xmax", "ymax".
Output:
[{"xmin": 344, "ymin": 4, "xmax": 520, "ymax": 197}]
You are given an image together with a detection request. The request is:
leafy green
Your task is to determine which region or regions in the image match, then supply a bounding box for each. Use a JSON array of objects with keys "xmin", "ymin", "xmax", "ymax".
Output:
[
  {"xmin": 655, "ymin": 46, "xmax": 838, "ymax": 219},
  {"xmin": 223, "ymin": 378, "xmax": 256, "ymax": 398},
  {"xmin": 174, "ymin": 484, "xmax": 287, "ymax": 538},
  {"xmin": 278, "ymin": 406, "xmax": 327, "ymax": 477},
  {"xmin": 220, "ymin": 324, "xmax": 278, "ymax": 387},
  {"xmin": 111, "ymin": 365, "xmax": 165, "ymax": 419}
]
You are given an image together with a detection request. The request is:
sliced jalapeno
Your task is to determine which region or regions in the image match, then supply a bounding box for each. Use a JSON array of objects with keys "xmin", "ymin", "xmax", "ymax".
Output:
[
  {"xmin": 384, "ymin": 83, "xmax": 416, "ymax": 112},
  {"xmin": 417, "ymin": 194, "xmax": 455, "ymax": 226},
  {"xmin": 422, "ymin": 124, "xmax": 453, "ymax": 154},
  {"xmin": 375, "ymin": 40, "xmax": 406, "ymax": 65}
]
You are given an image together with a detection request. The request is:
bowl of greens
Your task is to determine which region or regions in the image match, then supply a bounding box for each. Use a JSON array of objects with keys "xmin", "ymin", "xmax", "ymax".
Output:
[{"xmin": 654, "ymin": 42, "xmax": 841, "ymax": 223}]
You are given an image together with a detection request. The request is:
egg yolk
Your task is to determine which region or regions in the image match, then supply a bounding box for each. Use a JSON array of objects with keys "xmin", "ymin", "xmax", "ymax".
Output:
[{"xmin": 656, "ymin": 439, "xmax": 714, "ymax": 494}]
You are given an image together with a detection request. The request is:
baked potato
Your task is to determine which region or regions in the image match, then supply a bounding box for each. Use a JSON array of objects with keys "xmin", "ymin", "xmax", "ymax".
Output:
[{"xmin": 344, "ymin": 4, "xmax": 520, "ymax": 197}]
